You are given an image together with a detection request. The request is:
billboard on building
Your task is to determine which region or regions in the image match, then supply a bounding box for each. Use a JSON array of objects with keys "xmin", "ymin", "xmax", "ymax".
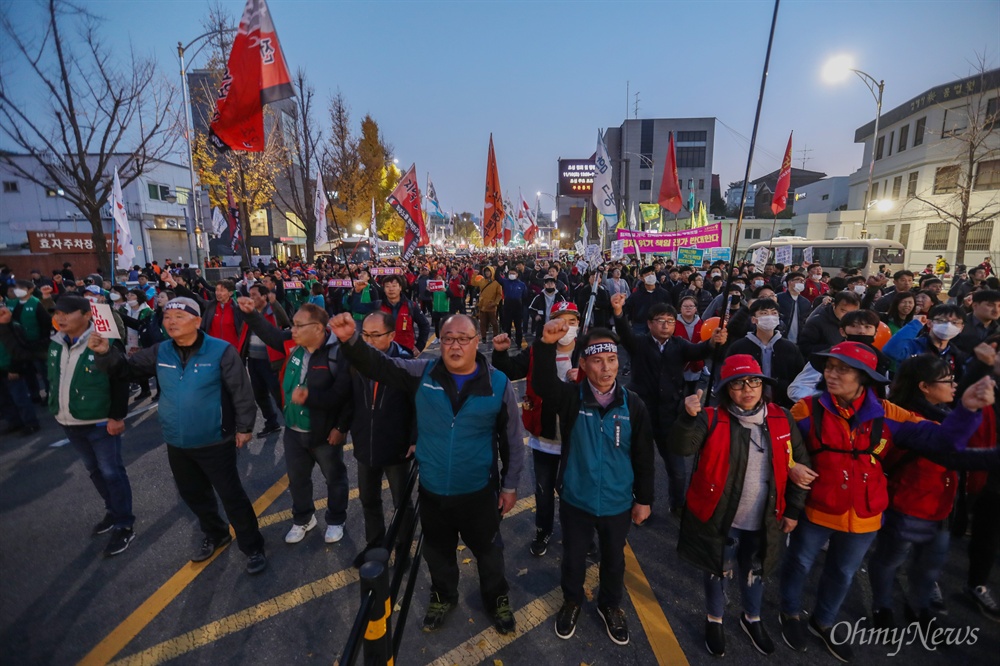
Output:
[{"xmin": 558, "ymin": 159, "xmax": 595, "ymax": 197}]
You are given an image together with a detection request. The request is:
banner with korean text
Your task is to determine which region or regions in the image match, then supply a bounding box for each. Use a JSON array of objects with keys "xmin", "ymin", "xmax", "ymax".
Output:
[{"xmin": 616, "ymin": 222, "xmax": 723, "ymax": 254}]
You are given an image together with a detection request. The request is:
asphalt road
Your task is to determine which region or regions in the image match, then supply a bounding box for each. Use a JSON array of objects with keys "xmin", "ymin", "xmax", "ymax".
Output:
[{"xmin": 2, "ymin": 338, "xmax": 998, "ymax": 665}]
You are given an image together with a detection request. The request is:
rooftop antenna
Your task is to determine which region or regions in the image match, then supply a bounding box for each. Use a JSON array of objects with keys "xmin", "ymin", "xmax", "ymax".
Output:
[
  {"xmin": 797, "ymin": 144, "xmax": 813, "ymax": 169},
  {"xmin": 633, "ymin": 92, "xmax": 640, "ymax": 119}
]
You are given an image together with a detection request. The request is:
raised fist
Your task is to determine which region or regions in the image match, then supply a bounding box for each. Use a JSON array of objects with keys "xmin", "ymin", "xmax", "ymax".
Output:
[
  {"xmin": 611, "ymin": 292, "xmax": 627, "ymax": 316},
  {"xmin": 236, "ymin": 296, "xmax": 255, "ymax": 314},
  {"xmin": 542, "ymin": 318, "xmax": 568, "ymax": 345},
  {"xmin": 492, "ymin": 333, "xmax": 511, "ymax": 352},
  {"xmin": 330, "ymin": 312, "xmax": 357, "ymax": 342}
]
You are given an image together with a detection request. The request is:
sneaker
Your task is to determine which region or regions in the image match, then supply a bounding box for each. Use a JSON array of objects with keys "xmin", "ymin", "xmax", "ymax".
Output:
[
  {"xmin": 930, "ymin": 582, "xmax": 947, "ymax": 615},
  {"xmin": 284, "ymin": 515, "xmax": 317, "ymax": 543},
  {"xmin": 740, "ymin": 616, "xmax": 774, "ymax": 655},
  {"xmin": 779, "ymin": 612, "xmax": 808, "ymax": 652},
  {"xmin": 871, "ymin": 607, "xmax": 894, "ymax": 629},
  {"xmin": 705, "ymin": 619, "xmax": 726, "ymax": 656},
  {"xmin": 968, "ymin": 585, "xmax": 1000, "ymax": 622},
  {"xmin": 529, "ymin": 529, "xmax": 551, "ymax": 557},
  {"xmin": 491, "ymin": 594, "xmax": 516, "ymax": 635},
  {"xmin": 92, "ymin": 515, "xmax": 115, "ymax": 536},
  {"xmin": 554, "ymin": 601, "xmax": 581, "ymax": 639},
  {"xmin": 324, "ymin": 523, "xmax": 345, "ymax": 543},
  {"xmin": 103, "ymin": 527, "xmax": 135, "ymax": 557},
  {"xmin": 246, "ymin": 550, "xmax": 267, "ymax": 575},
  {"xmin": 597, "ymin": 605, "xmax": 629, "ymax": 645},
  {"xmin": 191, "ymin": 534, "xmax": 233, "ymax": 562},
  {"xmin": 256, "ymin": 423, "xmax": 281, "ymax": 437},
  {"xmin": 809, "ymin": 616, "xmax": 852, "ymax": 662},
  {"xmin": 422, "ymin": 592, "xmax": 455, "ymax": 632}
]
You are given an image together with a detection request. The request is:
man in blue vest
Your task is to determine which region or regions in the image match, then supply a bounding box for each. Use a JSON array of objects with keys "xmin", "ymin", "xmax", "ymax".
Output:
[
  {"xmin": 330, "ymin": 311, "xmax": 525, "ymax": 636},
  {"xmin": 531, "ymin": 318, "xmax": 655, "ymax": 646},
  {"xmin": 90, "ymin": 297, "xmax": 266, "ymax": 575}
]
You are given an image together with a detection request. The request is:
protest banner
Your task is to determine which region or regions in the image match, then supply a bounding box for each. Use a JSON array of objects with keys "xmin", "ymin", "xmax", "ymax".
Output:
[
  {"xmin": 370, "ymin": 266, "xmax": 403, "ymax": 276},
  {"xmin": 327, "ymin": 279, "xmax": 353, "ymax": 288},
  {"xmin": 90, "ymin": 303, "xmax": 121, "ymax": 339},
  {"xmin": 427, "ymin": 279, "xmax": 446, "ymax": 292},
  {"xmin": 616, "ymin": 222, "xmax": 722, "ymax": 254},
  {"xmin": 677, "ymin": 247, "xmax": 706, "ymax": 266}
]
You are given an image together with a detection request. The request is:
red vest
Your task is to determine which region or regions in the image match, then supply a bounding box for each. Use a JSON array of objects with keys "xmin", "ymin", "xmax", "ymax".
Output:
[
  {"xmin": 237, "ymin": 308, "xmax": 287, "ymax": 364},
  {"xmin": 382, "ymin": 300, "xmax": 415, "ymax": 351},
  {"xmin": 887, "ymin": 454, "xmax": 957, "ymax": 522},
  {"xmin": 209, "ymin": 300, "xmax": 239, "ymax": 347},
  {"xmin": 805, "ymin": 397, "xmax": 889, "ymax": 519},
  {"xmin": 685, "ymin": 405, "xmax": 792, "ymax": 524}
]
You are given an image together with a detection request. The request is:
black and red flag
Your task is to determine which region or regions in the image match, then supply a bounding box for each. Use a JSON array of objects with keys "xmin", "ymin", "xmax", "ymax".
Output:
[
  {"xmin": 387, "ymin": 164, "xmax": 426, "ymax": 261},
  {"xmin": 209, "ymin": 0, "xmax": 294, "ymax": 152},
  {"xmin": 226, "ymin": 180, "xmax": 242, "ymax": 255}
]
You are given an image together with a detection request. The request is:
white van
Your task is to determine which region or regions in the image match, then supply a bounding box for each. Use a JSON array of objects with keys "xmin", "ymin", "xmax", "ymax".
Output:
[{"xmin": 744, "ymin": 237, "xmax": 906, "ymax": 277}]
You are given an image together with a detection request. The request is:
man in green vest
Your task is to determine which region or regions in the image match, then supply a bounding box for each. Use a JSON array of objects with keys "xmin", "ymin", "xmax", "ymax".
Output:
[
  {"xmin": 7, "ymin": 279, "xmax": 52, "ymax": 403},
  {"xmin": 47, "ymin": 295, "xmax": 135, "ymax": 557}
]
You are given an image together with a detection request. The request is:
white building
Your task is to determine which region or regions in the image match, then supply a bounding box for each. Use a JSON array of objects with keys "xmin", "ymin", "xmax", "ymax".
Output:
[{"xmin": 793, "ymin": 176, "xmax": 850, "ymax": 216}]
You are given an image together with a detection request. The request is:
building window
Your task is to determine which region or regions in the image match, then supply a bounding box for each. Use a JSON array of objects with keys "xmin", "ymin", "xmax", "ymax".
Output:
[
  {"xmin": 147, "ymin": 183, "xmax": 170, "ymax": 201},
  {"xmin": 974, "ymin": 159, "xmax": 1000, "ymax": 190},
  {"xmin": 676, "ymin": 146, "xmax": 706, "ymax": 168},
  {"xmin": 892, "ymin": 176, "xmax": 903, "ymax": 199},
  {"xmin": 174, "ymin": 187, "xmax": 190, "ymax": 205},
  {"xmin": 914, "ymin": 117, "xmax": 926, "ymax": 146},
  {"xmin": 639, "ymin": 179, "xmax": 651, "ymax": 191},
  {"xmin": 676, "ymin": 131, "xmax": 707, "ymax": 142},
  {"xmin": 821, "ymin": 193, "xmax": 830, "ymax": 201},
  {"xmin": 987, "ymin": 97, "xmax": 998, "ymax": 131},
  {"xmin": 639, "ymin": 153, "xmax": 652, "ymax": 169},
  {"xmin": 899, "ymin": 224, "xmax": 911, "ymax": 246},
  {"xmin": 907, "ymin": 171, "xmax": 918, "ymax": 198},
  {"xmin": 744, "ymin": 228, "xmax": 761, "ymax": 240},
  {"xmin": 886, "ymin": 224, "xmax": 895, "ymax": 240},
  {"xmin": 871, "ymin": 181, "xmax": 880, "ymax": 201},
  {"xmin": 698, "ymin": 178, "xmax": 705, "ymax": 190},
  {"xmin": 923, "ymin": 223, "xmax": 950, "ymax": 251},
  {"xmin": 898, "ymin": 125, "xmax": 909, "ymax": 152},
  {"xmin": 2, "ymin": 181, "xmax": 18, "ymax": 193},
  {"xmin": 966, "ymin": 220, "xmax": 994, "ymax": 252},
  {"xmin": 933, "ymin": 165, "xmax": 960, "ymax": 194},
  {"xmin": 887, "ymin": 131, "xmax": 894, "ymax": 156},
  {"xmin": 249, "ymin": 209, "xmax": 269, "ymax": 236},
  {"xmin": 875, "ymin": 136, "xmax": 885, "ymax": 160},
  {"xmin": 942, "ymin": 107, "xmax": 969, "ymax": 137}
]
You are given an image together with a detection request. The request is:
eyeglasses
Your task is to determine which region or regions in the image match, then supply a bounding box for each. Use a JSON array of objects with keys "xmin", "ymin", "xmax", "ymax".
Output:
[
  {"xmin": 931, "ymin": 376, "xmax": 957, "ymax": 384},
  {"xmin": 440, "ymin": 335, "xmax": 479, "ymax": 347},
  {"xmin": 291, "ymin": 321, "xmax": 322, "ymax": 330},
  {"xmin": 728, "ymin": 377, "xmax": 763, "ymax": 390},
  {"xmin": 824, "ymin": 363, "xmax": 857, "ymax": 376},
  {"xmin": 650, "ymin": 318, "xmax": 676, "ymax": 326},
  {"xmin": 362, "ymin": 330, "xmax": 393, "ymax": 340}
]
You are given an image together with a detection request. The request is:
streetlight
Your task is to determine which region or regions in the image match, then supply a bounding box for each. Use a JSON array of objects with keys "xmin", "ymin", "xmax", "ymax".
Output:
[
  {"xmin": 824, "ymin": 55, "xmax": 884, "ymax": 239},
  {"xmin": 177, "ymin": 27, "xmax": 236, "ymax": 270}
]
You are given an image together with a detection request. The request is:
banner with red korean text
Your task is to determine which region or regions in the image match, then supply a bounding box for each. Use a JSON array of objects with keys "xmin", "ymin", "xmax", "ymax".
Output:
[
  {"xmin": 616, "ymin": 223, "xmax": 723, "ymax": 254},
  {"xmin": 386, "ymin": 163, "xmax": 425, "ymax": 261}
]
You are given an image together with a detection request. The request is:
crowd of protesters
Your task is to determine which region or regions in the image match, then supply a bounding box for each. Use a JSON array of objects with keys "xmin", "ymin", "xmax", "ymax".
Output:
[{"xmin": 3, "ymin": 248, "xmax": 1000, "ymax": 660}]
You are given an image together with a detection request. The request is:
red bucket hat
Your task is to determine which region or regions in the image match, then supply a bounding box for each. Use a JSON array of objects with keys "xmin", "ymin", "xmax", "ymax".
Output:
[
  {"xmin": 810, "ymin": 341, "xmax": 889, "ymax": 384},
  {"xmin": 716, "ymin": 354, "xmax": 774, "ymax": 394}
]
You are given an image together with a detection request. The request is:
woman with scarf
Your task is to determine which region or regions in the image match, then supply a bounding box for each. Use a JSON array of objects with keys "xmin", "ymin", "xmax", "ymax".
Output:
[{"xmin": 674, "ymin": 355, "xmax": 813, "ymax": 657}]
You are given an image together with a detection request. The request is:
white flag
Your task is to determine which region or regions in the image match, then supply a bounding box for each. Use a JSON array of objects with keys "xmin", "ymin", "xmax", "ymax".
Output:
[
  {"xmin": 629, "ymin": 202, "xmax": 638, "ymax": 230},
  {"xmin": 108, "ymin": 167, "xmax": 134, "ymax": 270},
  {"xmin": 210, "ymin": 207, "xmax": 227, "ymax": 236},
  {"xmin": 314, "ymin": 173, "xmax": 329, "ymax": 247},
  {"xmin": 370, "ymin": 198, "xmax": 378, "ymax": 260},
  {"xmin": 593, "ymin": 129, "xmax": 618, "ymax": 231}
]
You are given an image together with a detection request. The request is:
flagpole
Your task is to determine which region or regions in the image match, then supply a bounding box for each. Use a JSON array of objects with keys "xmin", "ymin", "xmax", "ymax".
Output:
[{"xmin": 111, "ymin": 195, "xmax": 117, "ymax": 287}]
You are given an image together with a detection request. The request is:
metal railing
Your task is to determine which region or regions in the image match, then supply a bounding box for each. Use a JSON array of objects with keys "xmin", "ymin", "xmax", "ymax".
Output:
[{"xmin": 339, "ymin": 461, "xmax": 422, "ymax": 665}]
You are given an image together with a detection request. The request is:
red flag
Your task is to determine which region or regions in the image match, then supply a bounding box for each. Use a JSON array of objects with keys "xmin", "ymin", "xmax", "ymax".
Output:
[
  {"xmin": 521, "ymin": 198, "xmax": 537, "ymax": 243},
  {"xmin": 483, "ymin": 135, "xmax": 504, "ymax": 247},
  {"xmin": 771, "ymin": 131, "xmax": 794, "ymax": 216},
  {"xmin": 387, "ymin": 164, "xmax": 426, "ymax": 261},
  {"xmin": 209, "ymin": 0, "xmax": 294, "ymax": 152},
  {"xmin": 658, "ymin": 132, "xmax": 682, "ymax": 214},
  {"xmin": 225, "ymin": 180, "xmax": 242, "ymax": 254}
]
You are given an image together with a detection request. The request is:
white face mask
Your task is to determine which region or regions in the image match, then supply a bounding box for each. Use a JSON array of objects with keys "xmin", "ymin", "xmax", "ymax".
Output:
[
  {"xmin": 127, "ymin": 297, "xmax": 138, "ymax": 306},
  {"xmin": 558, "ymin": 325, "xmax": 579, "ymax": 346},
  {"xmin": 931, "ymin": 322, "xmax": 961, "ymax": 341},
  {"xmin": 13, "ymin": 288, "xmax": 28, "ymax": 298},
  {"xmin": 644, "ymin": 275, "xmax": 657, "ymax": 285},
  {"xmin": 733, "ymin": 283, "xmax": 745, "ymax": 291},
  {"xmin": 508, "ymin": 273, "xmax": 517, "ymax": 280},
  {"xmin": 85, "ymin": 295, "xmax": 99, "ymax": 304},
  {"xmin": 711, "ymin": 272, "xmax": 721, "ymax": 279},
  {"xmin": 753, "ymin": 280, "xmax": 764, "ymax": 288},
  {"xmin": 792, "ymin": 282, "xmax": 806, "ymax": 293},
  {"xmin": 853, "ymin": 284, "xmax": 866, "ymax": 295},
  {"xmin": 756, "ymin": 315, "xmax": 780, "ymax": 332},
  {"xmin": 109, "ymin": 292, "xmax": 122, "ymax": 301}
]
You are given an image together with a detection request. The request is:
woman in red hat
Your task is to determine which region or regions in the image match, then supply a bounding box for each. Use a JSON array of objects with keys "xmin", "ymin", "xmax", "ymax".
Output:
[
  {"xmin": 780, "ymin": 341, "xmax": 996, "ymax": 661},
  {"xmin": 674, "ymin": 354, "xmax": 814, "ymax": 657}
]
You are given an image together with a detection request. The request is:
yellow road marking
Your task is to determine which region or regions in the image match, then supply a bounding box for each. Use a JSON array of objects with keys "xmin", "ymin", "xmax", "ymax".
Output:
[
  {"xmin": 624, "ymin": 541, "xmax": 689, "ymax": 666},
  {"xmin": 78, "ymin": 474, "xmax": 290, "ymax": 666},
  {"xmin": 257, "ymin": 480, "xmax": 389, "ymax": 528},
  {"xmin": 426, "ymin": 564, "xmax": 600, "ymax": 666},
  {"xmin": 109, "ymin": 568, "xmax": 360, "ymax": 666}
]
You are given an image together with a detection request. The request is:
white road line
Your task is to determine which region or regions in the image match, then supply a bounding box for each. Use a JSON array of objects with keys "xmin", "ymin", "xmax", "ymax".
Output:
[{"xmin": 48, "ymin": 403, "xmax": 159, "ymax": 448}]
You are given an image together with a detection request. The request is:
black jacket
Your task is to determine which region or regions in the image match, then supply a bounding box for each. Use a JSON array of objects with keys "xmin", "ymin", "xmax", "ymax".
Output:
[
  {"xmin": 625, "ymin": 285, "xmax": 674, "ymax": 324},
  {"xmin": 776, "ymin": 291, "xmax": 811, "ymax": 342},
  {"xmin": 726, "ymin": 335, "xmax": 805, "ymax": 408},
  {"xmin": 342, "ymin": 341, "xmax": 415, "ymax": 467},
  {"xmin": 574, "ymin": 284, "xmax": 612, "ymax": 329},
  {"xmin": 493, "ymin": 344, "xmax": 582, "ymax": 440},
  {"xmin": 798, "ymin": 303, "xmax": 844, "ymax": 357}
]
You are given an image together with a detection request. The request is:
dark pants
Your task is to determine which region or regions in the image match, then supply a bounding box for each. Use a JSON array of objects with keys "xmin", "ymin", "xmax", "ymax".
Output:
[
  {"xmin": 704, "ymin": 527, "xmax": 765, "ymax": 618},
  {"xmin": 283, "ymin": 428, "xmax": 348, "ymax": 526},
  {"xmin": 869, "ymin": 511, "xmax": 950, "ymax": 612},
  {"xmin": 64, "ymin": 424, "xmax": 134, "ymax": 529},
  {"xmin": 24, "ymin": 356, "xmax": 48, "ymax": 400},
  {"xmin": 167, "ymin": 441, "xmax": 264, "ymax": 555},
  {"xmin": 357, "ymin": 460, "xmax": 410, "ymax": 546},
  {"xmin": 533, "ymin": 448, "xmax": 560, "ymax": 535},
  {"xmin": 501, "ymin": 303, "xmax": 524, "ymax": 346},
  {"xmin": 246, "ymin": 357, "xmax": 281, "ymax": 428},
  {"xmin": 969, "ymin": 490, "xmax": 1000, "ymax": 587},
  {"xmin": 432, "ymin": 312, "xmax": 446, "ymax": 338},
  {"xmin": 449, "ymin": 296, "xmax": 466, "ymax": 315},
  {"xmin": 560, "ymin": 500, "xmax": 631, "ymax": 607},
  {"xmin": 0, "ymin": 374, "xmax": 37, "ymax": 427},
  {"xmin": 654, "ymin": 429, "xmax": 693, "ymax": 511},
  {"xmin": 419, "ymin": 484, "xmax": 509, "ymax": 605}
]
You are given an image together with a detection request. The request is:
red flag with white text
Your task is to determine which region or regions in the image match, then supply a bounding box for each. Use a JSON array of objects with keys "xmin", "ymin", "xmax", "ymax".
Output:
[
  {"xmin": 658, "ymin": 132, "xmax": 682, "ymax": 214},
  {"xmin": 209, "ymin": 0, "xmax": 294, "ymax": 152},
  {"xmin": 387, "ymin": 164, "xmax": 426, "ymax": 261},
  {"xmin": 771, "ymin": 131, "xmax": 793, "ymax": 216},
  {"xmin": 483, "ymin": 134, "xmax": 504, "ymax": 247}
]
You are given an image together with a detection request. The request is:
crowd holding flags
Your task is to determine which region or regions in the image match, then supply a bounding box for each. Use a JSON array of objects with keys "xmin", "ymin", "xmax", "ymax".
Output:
[
  {"xmin": 483, "ymin": 134, "xmax": 504, "ymax": 247},
  {"xmin": 386, "ymin": 163, "xmax": 426, "ymax": 261},
  {"xmin": 109, "ymin": 167, "xmax": 135, "ymax": 271},
  {"xmin": 209, "ymin": 0, "xmax": 294, "ymax": 152},
  {"xmin": 313, "ymin": 173, "xmax": 329, "ymax": 248}
]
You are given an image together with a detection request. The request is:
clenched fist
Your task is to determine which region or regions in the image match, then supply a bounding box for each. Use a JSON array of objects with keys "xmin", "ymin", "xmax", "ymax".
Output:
[
  {"xmin": 961, "ymin": 375, "xmax": 997, "ymax": 412},
  {"xmin": 88, "ymin": 332, "xmax": 110, "ymax": 355},
  {"xmin": 611, "ymin": 292, "xmax": 626, "ymax": 317},
  {"xmin": 236, "ymin": 296, "xmax": 255, "ymax": 314},
  {"xmin": 492, "ymin": 333, "xmax": 511, "ymax": 352},
  {"xmin": 329, "ymin": 312, "xmax": 357, "ymax": 342},
  {"xmin": 541, "ymin": 318, "xmax": 569, "ymax": 345}
]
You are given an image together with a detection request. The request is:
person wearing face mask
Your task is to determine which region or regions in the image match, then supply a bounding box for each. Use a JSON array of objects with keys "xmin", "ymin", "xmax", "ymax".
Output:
[
  {"xmin": 528, "ymin": 277, "xmax": 567, "ymax": 337},
  {"xmin": 725, "ymin": 299, "xmax": 805, "ymax": 408},
  {"xmin": 777, "ymin": 272, "xmax": 811, "ymax": 345},
  {"xmin": 883, "ymin": 304, "xmax": 968, "ymax": 378},
  {"xmin": 624, "ymin": 267, "xmax": 673, "ymax": 336},
  {"xmin": 498, "ymin": 268, "xmax": 529, "ymax": 348},
  {"xmin": 492, "ymin": 301, "xmax": 583, "ymax": 558},
  {"xmin": 801, "ymin": 264, "xmax": 830, "ymax": 304},
  {"xmin": 5, "ymin": 279, "xmax": 53, "ymax": 403}
]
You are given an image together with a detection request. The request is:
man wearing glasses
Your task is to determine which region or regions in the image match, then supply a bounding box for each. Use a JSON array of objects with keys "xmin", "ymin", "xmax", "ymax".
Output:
[
  {"xmin": 330, "ymin": 311, "xmax": 524, "ymax": 637},
  {"xmin": 611, "ymin": 292, "xmax": 727, "ymax": 517},
  {"xmin": 237, "ymin": 299, "xmax": 352, "ymax": 546}
]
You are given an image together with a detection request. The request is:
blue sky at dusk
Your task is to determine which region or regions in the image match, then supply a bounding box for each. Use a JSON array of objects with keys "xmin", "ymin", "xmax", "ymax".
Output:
[{"xmin": 2, "ymin": 0, "xmax": 998, "ymax": 217}]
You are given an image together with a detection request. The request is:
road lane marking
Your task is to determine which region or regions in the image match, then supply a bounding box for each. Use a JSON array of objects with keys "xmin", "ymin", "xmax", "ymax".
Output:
[
  {"xmin": 427, "ymin": 563, "xmax": 600, "ymax": 666},
  {"xmin": 49, "ymin": 404, "xmax": 160, "ymax": 447},
  {"xmin": 78, "ymin": 474, "xmax": 291, "ymax": 666},
  {"xmin": 257, "ymin": 479, "xmax": 389, "ymax": 528},
  {"xmin": 623, "ymin": 541, "xmax": 689, "ymax": 666}
]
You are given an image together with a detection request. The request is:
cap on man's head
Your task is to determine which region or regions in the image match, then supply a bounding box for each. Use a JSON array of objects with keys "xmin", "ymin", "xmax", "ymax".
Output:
[
  {"xmin": 163, "ymin": 297, "xmax": 201, "ymax": 318},
  {"xmin": 84, "ymin": 285, "xmax": 102, "ymax": 295},
  {"xmin": 53, "ymin": 295, "xmax": 91, "ymax": 314}
]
